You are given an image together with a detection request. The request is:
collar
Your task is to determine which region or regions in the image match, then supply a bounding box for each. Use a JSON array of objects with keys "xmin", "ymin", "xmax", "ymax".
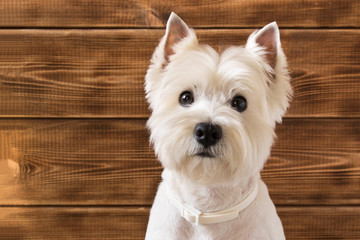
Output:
[{"xmin": 166, "ymin": 181, "xmax": 259, "ymax": 225}]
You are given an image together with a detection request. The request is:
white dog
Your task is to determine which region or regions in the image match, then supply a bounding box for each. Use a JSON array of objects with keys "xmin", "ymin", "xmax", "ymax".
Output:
[{"xmin": 145, "ymin": 12, "xmax": 292, "ymax": 240}]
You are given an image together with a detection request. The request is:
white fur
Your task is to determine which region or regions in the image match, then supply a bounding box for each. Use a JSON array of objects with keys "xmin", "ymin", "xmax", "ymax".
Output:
[{"xmin": 145, "ymin": 12, "xmax": 291, "ymax": 239}]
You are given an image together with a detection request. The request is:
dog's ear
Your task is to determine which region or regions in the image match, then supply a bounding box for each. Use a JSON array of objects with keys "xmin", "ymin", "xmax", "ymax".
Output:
[
  {"xmin": 145, "ymin": 13, "xmax": 197, "ymax": 108},
  {"xmin": 246, "ymin": 23, "xmax": 292, "ymax": 123},
  {"xmin": 163, "ymin": 12, "xmax": 192, "ymax": 63},
  {"xmin": 246, "ymin": 22, "xmax": 281, "ymax": 70}
]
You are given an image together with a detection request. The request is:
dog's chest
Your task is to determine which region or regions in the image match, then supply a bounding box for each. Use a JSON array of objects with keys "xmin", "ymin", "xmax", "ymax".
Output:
[{"xmin": 189, "ymin": 223, "xmax": 253, "ymax": 240}]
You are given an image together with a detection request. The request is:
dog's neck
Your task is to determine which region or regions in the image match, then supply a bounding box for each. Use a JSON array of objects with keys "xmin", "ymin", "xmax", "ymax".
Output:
[{"xmin": 162, "ymin": 169, "xmax": 260, "ymax": 213}]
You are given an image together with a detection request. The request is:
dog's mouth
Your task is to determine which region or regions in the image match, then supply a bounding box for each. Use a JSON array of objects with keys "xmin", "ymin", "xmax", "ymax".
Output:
[{"xmin": 195, "ymin": 152, "xmax": 215, "ymax": 158}]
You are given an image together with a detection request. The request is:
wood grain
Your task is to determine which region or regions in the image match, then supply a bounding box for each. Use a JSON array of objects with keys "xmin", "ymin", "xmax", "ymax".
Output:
[
  {"xmin": 0, "ymin": 0, "xmax": 359, "ymax": 28},
  {"xmin": 0, "ymin": 207, "xmax": 359, "ymax": 240},
  {"xmin": 0, "ymin": 29, "xmax": 359, "ymax": 117},
  {"xmin": 1, "ymin": 118, "xmax": 359, "ymax": 206}
]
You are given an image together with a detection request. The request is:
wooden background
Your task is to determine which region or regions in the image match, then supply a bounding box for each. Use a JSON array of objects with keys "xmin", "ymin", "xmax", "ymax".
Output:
[{"xmin": 0, "ymin": 1, "xmax": 359, "ymax": 239}]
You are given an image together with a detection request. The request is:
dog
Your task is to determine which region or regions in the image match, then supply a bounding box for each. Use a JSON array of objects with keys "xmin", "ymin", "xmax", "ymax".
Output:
[{"xmin": 145, "ymin": 12, "xmax": 292, "ymax": 240}]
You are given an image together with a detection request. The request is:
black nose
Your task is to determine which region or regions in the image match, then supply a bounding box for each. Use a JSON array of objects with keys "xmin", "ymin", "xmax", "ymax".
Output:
[{"xmin": 194, "ymin": 122, "xmax": 222, "ymax": 148}]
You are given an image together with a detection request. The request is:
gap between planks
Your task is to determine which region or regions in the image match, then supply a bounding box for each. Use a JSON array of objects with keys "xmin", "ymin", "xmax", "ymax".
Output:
[
  {"xmin": 1, "ymin": 204, "xmax": 360, "ymax": 208},
  {"xmin": 0, "ymin": 116, "xmax": 359, "ymax": 120}
]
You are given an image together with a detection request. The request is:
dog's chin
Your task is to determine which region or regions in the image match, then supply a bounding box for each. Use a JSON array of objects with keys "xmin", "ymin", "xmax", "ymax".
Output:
[
  {"xmin": 193, "ymin": 146, "xmax": 219, "ymax": 159},
  {"xmin": 179, "ymin": 151, "xmax": 235, "ymax": 185},
  {"xmin": 195, "ymin": 152, "xmax": 216, "ymax": 158}
]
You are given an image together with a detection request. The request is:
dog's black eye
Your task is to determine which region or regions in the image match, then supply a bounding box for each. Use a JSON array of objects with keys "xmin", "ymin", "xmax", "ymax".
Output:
[
  {"xmin": 179, "ymin": 91, "xmax": 194, "ymax": 106},
  {"xmin": 231, "ymin": 95, "xmax": 247, "ymax": 112}
]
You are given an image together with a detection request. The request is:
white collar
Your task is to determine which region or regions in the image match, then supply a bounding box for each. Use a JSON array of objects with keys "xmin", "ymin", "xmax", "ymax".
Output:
[{"xmin": 166, "ymin": 181, "xmax": 259, "ymax": 225}]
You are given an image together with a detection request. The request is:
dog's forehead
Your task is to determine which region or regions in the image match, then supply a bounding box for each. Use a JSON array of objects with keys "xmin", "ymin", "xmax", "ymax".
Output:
[
  {"xmin": 164, "ymin": 44, "xmax": 265, "ymax": 97},
  {"xmin": 216, "ymin": 47, "xmax": 264, "ymax": 90},
  {"xmin": 192, "ymin": 45, "xmax": 262, "ymax": 94}
]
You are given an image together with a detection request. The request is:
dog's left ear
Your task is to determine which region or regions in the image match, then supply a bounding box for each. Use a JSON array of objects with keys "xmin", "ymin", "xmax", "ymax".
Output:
[
  {"xmin": 246, "ymin": 22, "xmax": 281, "ymax": 71},
  {"xmin": 246, "ymin": 22, "xmax": 292, "ymax": 123}
]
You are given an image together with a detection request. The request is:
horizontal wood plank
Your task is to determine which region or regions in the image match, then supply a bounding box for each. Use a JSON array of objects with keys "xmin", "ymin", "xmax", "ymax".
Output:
[
  {"xmin": 0, "ymin": 29, "xmax": 359, "ymax": 117},
  {"xmin": 280, "ymin": 207, "xmax": 360, "ymax": 240},
  {"xmin": 0, "ymin": 118, "xmax": 359, "ymax": 206},
  {"xmin": 0, "ymin": 119, "xmax": 161, "ymax": 205},
  {"xmin": 0, "ymin": 207, "xmax": 149, "ymax": 240},
  {"xmin": 0, "ymin": 0, "xmax": 359, "ymax": 28},
  {"xmin": 0, "ymin": 207, "xmax": 359, "ymax": 240}
]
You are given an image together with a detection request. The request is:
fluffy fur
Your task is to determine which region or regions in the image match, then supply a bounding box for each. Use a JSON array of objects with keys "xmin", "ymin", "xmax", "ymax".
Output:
[{"xmin": 145, "ymin": 12, "xmax": 292, "ymax": 239}]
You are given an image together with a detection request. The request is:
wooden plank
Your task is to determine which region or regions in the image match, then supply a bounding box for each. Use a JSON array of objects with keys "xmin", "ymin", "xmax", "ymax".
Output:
[
  {"xmin": 0, "ymin": 119, "xmax": 162, "ymax": 205},
  {"xmin": 0, "ymin": 207, "xmax": 149, "ymax": 240},
  {"xmin": 0, "ymin": 29, "xmax": 359, "ymax": 117},
  {"xmin": 0, "ymin": 0, "xmax": 359, "ymax": 28},
  {"xmin": 263, "ymin": 119, "xmax": 360, "ymax": 205},
  {"xmin": 280, "ymin": 207, "xmax": 360, "ymax": 240},
  {"xmin": 0, "ymin": 30, "xmax": 153, "ymax": 118},
  {"xmin": 0, "ymin": 118, "xmax": 359, "ymax": 206},
  {"xmin": 0, "ymin": 0, "xmax": 153, "ymax": 28},
  {"xmin": 0, "ymin": 207, "xmax": 359, "ymax": 240}
]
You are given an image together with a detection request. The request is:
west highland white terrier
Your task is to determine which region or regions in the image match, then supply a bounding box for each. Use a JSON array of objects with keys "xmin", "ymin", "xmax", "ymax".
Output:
[{"xmin": 145, "ymin": 12, "xmax": 292, "ymax": 240}]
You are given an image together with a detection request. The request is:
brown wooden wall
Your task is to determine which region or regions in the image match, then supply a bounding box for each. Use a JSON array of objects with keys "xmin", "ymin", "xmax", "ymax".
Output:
[{"xmin": 0, "ymin": 1, "xmax": 359, "ymax": 239}]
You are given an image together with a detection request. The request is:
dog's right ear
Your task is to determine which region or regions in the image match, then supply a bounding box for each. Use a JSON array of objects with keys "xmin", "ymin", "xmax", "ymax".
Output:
[
  {"xmin": 145, "ymin": 13, "xmax": 196, "ymax": 108},
  {"xmin": 163, "ymin": 12, "xmax": 194, "ymax": 64}
]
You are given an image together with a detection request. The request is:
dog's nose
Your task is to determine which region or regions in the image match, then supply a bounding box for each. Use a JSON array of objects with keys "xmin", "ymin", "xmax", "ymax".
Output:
[{"xmin": 194, "ymin": 122, "xmax": 222, "ymax": 148}]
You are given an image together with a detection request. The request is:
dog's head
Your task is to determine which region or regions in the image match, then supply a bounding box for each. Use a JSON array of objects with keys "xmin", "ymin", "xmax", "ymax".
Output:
[{"xmin": 145, "ymin": 13, "xmax": 292, "ymax": 186}]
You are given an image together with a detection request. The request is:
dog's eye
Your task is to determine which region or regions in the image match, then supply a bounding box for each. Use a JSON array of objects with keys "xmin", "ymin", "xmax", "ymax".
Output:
[
  {"xmin": 231, "ymin": 95, "xmax": 247, "ymax": 112},
  {"xmin": 179, "ymin": 91, "xmax": 194, "ymax": 106}
]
